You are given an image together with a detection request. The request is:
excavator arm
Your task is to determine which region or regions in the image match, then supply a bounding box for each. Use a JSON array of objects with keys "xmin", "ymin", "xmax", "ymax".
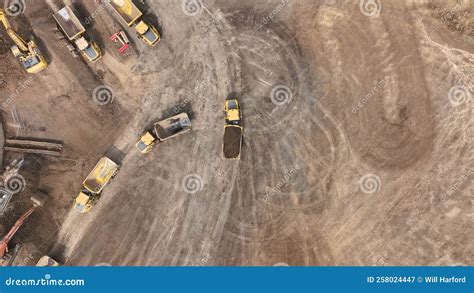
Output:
[
  {"xmin": 0, "ymin": 9, "xmax": 47, "ymax": 73},
  {"xmin": 0, "ymin": 9, "xmax": 29, "ymax": 52},
  {"xmin": 0, "ymin": 206, "xmax": 36, "ymax": 258}
]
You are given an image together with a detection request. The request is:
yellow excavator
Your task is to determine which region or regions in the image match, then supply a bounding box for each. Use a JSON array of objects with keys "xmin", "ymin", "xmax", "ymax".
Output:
[{"xmin": 0, "ymin": 9, "xmax": 48, "ymax": 73}]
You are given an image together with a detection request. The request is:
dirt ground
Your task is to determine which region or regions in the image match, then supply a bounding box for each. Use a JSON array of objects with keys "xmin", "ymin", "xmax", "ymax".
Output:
[{"xmin": 0, "ymin": 0, "xmax": 472, "ymax": 266}]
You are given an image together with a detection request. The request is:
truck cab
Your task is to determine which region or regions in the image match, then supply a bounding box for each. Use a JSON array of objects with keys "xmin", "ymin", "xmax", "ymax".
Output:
[
  {"xmin": 225, "ymin": 99, "xmax": 241, "ymax": 125},
  {"xmin": 75, "ymin": 37, "xmax": 101, "ymax": 62},
  {"xmin": 73, "ymin": 190, "xmax": 94, "ymax": 213},
  {"xmin": 136, "ymin": 131, "xmax": 156, "ymax": 154},
  {"xmin": 20, "ymin": 53, "xmax": 48, "ymax": 74},
  {"xmin": 12, "ymin": 43, "xmax": 48, "ymax": 74},
  {"xmin": 134, "ymin": 20, "xmax": 160, "ymax": 46}
]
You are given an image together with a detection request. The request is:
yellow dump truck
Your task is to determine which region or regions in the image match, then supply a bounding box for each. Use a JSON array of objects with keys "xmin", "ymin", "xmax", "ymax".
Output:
[
  {"xmin": 53, "ymin": 5, "xmax": 101, "ymax": 62},
  {"xmin": 109, "ymin": 0, "xmax": 160, "ymax": 46},
  {"xmin": 74, "ymin": 157, "xmax": 119, "ymax": 213},
  {"xmin": 136, "ymin": 112, "xmax": 192, "ymax": 154},
  {"xmin": 223, "ymin": 99, "xmax": 243, "ymax": 160}
]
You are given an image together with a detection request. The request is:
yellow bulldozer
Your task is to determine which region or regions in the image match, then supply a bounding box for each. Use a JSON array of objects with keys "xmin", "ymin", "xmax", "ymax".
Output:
[{"xmin": 0, "ymin": 9, "xmax": 48, "ymax": 73}]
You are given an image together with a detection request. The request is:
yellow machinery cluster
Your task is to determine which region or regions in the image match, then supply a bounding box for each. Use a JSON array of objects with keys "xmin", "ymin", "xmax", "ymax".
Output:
[{"xmin": 0, "ymin": 9, "xmax": 48, "ymax": 73}]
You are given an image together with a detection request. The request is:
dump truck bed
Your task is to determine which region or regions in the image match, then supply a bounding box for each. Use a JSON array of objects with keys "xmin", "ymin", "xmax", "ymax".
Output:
[
  {"xmin": 154, "ymin": 113, "xmax": 192, "ymax": 141},
  {"xmin": 223, "ymin": 125, "xmax": 243, "ymax": 159},
  {"xmin": 109, "ymin": 0, "xmax": 142, "ymax": 26},
  {"xmin": 53, "ymin": 6, "xmax": 85, "ymax": 40},
  {"xmin": 83, "ymin": 157, "xmax": 119, "ymax": 194}
]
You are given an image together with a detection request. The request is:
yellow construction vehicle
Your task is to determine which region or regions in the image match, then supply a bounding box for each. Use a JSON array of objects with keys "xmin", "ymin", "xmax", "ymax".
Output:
[
  {"xmin": 225, "ymin": 99, "xmax": 241, "ymax": 125},
  {"xmin": 109, "ymin": 0, "xmax": 160, "ymax": 46},
  {"xmin": 136, "ymin": 131, "xmax": 156, "ymax": 154},
  {"xmin": 136, "ymin": 112, "xmax": 192, "ymax": 154},
  {"xmin": 74, "ymin": 156, "xmax": 119, "ymax": 213},
  {"xmin": 223, "ymin": 99, "xmax": 243, "ymax": 160},
  {"xmin": 53, "ymin": 6, "xmax": 101, "ymax": 62},
  {"xmin": 0, "ymin": 9, "xmax": 48, "ymax": 73}
]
